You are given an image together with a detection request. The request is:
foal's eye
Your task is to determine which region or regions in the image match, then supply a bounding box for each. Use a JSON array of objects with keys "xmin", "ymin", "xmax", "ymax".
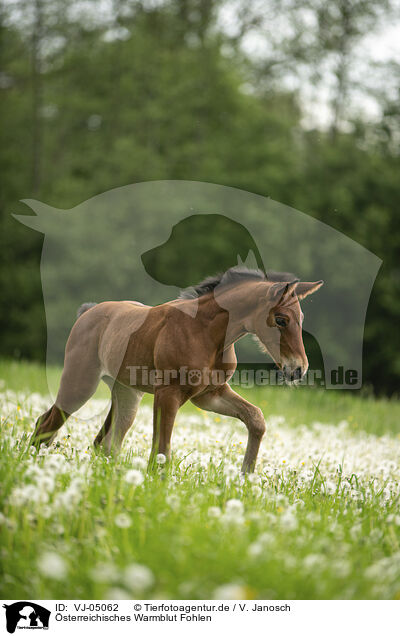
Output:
[{"xmin": 275, "ymin": 316, "xmax": 287, "ymax": 328}]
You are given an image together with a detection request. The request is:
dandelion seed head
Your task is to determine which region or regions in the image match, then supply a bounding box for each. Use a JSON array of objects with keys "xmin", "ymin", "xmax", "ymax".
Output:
[
  {"xmin": 124, "ymin": 469, "xmax": 144, "ymax": 486},
  {"xmin": 37, "ymin": 551, "xmax": 67, "ymax": 580},
  {"xmin": 214, "ymin": 583, "xmax": 247, "ymax": 600},
  {"xmin": 115, "ymin": 513, "xmax": 132, "ymax": 529},
  {"xmin": 123, "ymin": 563, "xmax": 155, "ymax": 591}
]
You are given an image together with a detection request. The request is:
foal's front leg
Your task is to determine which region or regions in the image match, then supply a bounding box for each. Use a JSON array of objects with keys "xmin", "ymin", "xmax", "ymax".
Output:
[
  {"xmin": 191, "ymin": 384, "xmax": 266, "ymax": 473},
  {"xmin": 149, "ymin": 386, "xmax": 186, "ymax": 469}
]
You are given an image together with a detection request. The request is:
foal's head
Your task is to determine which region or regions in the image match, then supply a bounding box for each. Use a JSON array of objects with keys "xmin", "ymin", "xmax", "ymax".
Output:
[{"xmin": 253, "ymin": 279, "xmax": 323, "ymax": 383}]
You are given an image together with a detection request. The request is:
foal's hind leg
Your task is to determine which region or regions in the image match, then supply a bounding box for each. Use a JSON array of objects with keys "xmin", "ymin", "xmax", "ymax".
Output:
[
  {"xmin": 94, "ymin": 381, "xmax": 143, "ymax": 455},
  {"xmin": 31, "ymin": 349, "xmax": 102, "ymax": 448},
  {"xmin": 31, "ymin": 405, "xmax": 70, "ymax": 447}
]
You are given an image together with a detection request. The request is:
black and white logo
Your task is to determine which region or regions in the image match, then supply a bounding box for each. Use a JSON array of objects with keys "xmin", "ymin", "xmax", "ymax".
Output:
[{"xmin": 2, "ymin": 602, "xmax": 50, "ymax": 634}]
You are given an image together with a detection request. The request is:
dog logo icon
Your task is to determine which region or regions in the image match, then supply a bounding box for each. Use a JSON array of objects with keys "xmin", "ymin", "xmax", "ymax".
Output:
[{"xmin": 2, "ymin": 602, "xmax": 50, "ymax": 633}]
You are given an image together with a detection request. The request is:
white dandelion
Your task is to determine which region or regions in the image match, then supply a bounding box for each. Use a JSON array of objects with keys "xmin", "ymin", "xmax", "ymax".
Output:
[
  {"xmin": 123, "ymin": 563, "xmax": 155, "ymax": 592},
  {"xmin": 214, "ymin": 583, "xmax": 247, "ymax": 600},
  {"xmin": 225, "ymin": 499, "xmax": 244, "ymax": 515},
  {"xmin": 124, "ymin": 469, "xmax": 144, "ymax": 486},
  {"xmin": 37, "ymin": 551, "xmax": 67, "ymax": 580},
  {"xmin": 115, "ymin": 513, "xmax": 132, "ymax": 529},
  {"xmin": 208, "ymin": 506, "xmax": 222, "ymax": 518}
]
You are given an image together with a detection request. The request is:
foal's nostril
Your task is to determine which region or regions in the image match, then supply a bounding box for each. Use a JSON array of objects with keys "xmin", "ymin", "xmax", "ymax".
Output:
[
  {"xmin": 294, "ymin": 366, "xmax": 302, "ymax": 380},
  {"xmin": 283, "ymin": 365, "xmax": 303, "ymax": 382}
]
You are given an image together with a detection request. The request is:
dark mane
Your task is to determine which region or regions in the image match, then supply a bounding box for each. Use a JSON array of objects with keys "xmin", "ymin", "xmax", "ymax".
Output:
[{"xmin": 179, "ymin": 267, "xmax": 297, "ymax": 299}]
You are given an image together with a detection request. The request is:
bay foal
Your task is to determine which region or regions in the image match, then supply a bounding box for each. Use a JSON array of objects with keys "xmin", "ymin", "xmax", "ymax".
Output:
[{"xmin": 31, "ymin": 268, "xmax": 323, "ymax": 472}]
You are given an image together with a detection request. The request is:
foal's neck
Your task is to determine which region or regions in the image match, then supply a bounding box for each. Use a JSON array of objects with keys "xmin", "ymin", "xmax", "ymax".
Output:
[{"xmin": 198, "ymin": 281, "xmax": 267, "ymax": 350}]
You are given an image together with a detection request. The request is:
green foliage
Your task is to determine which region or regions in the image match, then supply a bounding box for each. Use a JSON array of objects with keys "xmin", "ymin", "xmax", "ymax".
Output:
[{"xmin": 0, "ymin": 0, "xmax": 399, "ymax": 393}]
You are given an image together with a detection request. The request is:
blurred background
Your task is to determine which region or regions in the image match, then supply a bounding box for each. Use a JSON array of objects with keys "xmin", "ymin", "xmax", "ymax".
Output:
[{"xmin": 0, "ymin": 0, "xmax": 399, "ymax": 395}]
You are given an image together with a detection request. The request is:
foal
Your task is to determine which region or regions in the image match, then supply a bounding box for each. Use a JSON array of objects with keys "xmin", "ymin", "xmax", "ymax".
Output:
[{"xmin": 31, "ymin": 268, "xmax": 323, "ymax": 472}]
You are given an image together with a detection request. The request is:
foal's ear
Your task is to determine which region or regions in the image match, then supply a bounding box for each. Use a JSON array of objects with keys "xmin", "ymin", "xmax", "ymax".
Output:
[
  {"xmin": 295, "ymin": 280, "xmax": 324, "ymax": 300},
  {"xmin": 268, "ymin": 280, "xmax": 299, "ymax": 305}
]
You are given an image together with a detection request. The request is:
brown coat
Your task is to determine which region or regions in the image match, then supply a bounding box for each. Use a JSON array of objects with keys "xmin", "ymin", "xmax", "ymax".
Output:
[{"xmin": 31, "ymin": 274, "xmax": 323, "ymax": 473}]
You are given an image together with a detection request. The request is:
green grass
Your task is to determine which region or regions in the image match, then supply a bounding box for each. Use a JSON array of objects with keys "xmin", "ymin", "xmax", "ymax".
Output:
[
  {"xmin": 0, "ymin": 358, "xmax": 109, "ymax": 400},
  {"xmin": 1, "ymin": 358, "xmax": 400, "ymax": 600},
  {"xmin": 242, "ymin": 384, "xmax": 400, "ymax": 436},
  {"xmin": 1, "ymin": 358, "xmax": 399, "ymax": 435}
]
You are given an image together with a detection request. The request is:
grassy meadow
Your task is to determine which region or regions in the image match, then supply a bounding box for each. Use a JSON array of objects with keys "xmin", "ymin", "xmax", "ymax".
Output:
[{"xmin": 1, "ymin": 358, "xmax": 400, "ymax": 600}]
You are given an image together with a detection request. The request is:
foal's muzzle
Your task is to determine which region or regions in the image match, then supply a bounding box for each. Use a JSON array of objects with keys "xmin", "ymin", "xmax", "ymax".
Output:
[{"xmin": 283, "ymin": 364, "xmax": 304, "ymax": 383}]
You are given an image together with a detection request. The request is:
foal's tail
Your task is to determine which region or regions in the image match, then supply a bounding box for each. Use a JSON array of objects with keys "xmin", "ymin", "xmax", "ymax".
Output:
[{"xmin": 76, "ymin": 302, "xmax": 97, "ymax": 319}]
